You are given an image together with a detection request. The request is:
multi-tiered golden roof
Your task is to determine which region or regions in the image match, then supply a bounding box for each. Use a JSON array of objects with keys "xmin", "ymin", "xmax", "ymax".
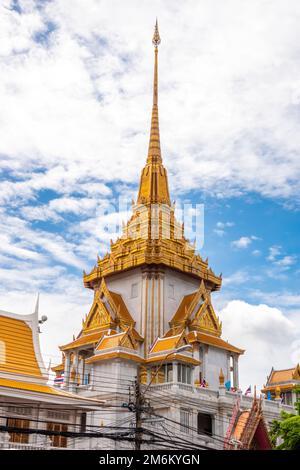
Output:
[{"xmin": 83, "ymin": 20, "xmax": 222, "ymax": 292}]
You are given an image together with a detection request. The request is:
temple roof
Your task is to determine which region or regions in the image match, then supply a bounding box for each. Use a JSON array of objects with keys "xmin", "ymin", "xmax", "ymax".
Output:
[
  {"xmin": 150, "ymin": 334, "xmax": 184, "ymax": 353},
  {"xmin": 60, "ymin": 330, "xmax": 108, "ymax": 351},
  {"xmin": 225, "ymin": 396, "xmax": 272, "ymax": 450},
  {"xmin": 268, "ymin": 365, "xmax": 300, "ymax": 384},
  {"xmin": 169, "ymin": 281, "xmax": 223, "ymax": 336},
  {"xmin": 0, "ymin": 377, "xmax": 104, "ymax": 405},
  {"xmin": 0, "ymin": 310, "xmax": 45, "ymax": 379},
  {"xmin": 83, "ymin": 22, "xmax": 222, "ymax": 291},
  {"xmin": 261, "ymin": 364, "xmax": 300, "ymax": 392},
  {"xmin": 187, "ymin": 331, "xmax": 244, "ymax": 355}
]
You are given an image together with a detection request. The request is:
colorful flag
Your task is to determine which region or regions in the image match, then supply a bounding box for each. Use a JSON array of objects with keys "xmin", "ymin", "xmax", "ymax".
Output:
[
  {"xmin": 267, "ymin": 390, "xmax": 272, "ymax": 400},
  {"xmin": 225, "ymin": 380, "xmax": 231, "ymax": 391},
  {"xmin": 54, "ymin": 374, "xmax": 64, "ymax": 385},
  {"xmin": 245, "ymin": 385, "xmax": 251, "ymax": 395}
]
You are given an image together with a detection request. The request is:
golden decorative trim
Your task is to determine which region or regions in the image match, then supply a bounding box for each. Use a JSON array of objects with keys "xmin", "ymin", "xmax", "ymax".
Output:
[
  {"xmin": 86, "ymin": 351, "xmax": 144, "ymax": 365},
  {"xmin": 151, "ymin": 275, "xmax": 154, "ymax": 345},
  {"xmin": 143, "ymin": 276, "xmax": 149, "ymax": 356},
  {"xmin": 158, "ymin": 275, "xmax": 161, "ymax": 337}
]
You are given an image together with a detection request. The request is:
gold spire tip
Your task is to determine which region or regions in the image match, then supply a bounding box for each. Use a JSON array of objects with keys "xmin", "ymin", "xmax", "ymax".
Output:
[{"xmin": 152, "ymin": 19, "xmax": 161, "ymax": 48}]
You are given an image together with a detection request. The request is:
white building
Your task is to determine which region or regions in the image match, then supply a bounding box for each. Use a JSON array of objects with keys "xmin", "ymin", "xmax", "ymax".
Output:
[
  {"xmin": 50, "ymin": 22, "xmax": 296, "ymax": 450},
  {"xmin": 0, "ymin": 302, "xmax": 102, "ymax": 449}
]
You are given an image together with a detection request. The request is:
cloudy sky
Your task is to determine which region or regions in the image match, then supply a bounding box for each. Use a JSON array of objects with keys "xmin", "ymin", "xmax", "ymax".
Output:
[{"xmin": 0, "ymin": 0, "xmax": 300, "ymax": 391}]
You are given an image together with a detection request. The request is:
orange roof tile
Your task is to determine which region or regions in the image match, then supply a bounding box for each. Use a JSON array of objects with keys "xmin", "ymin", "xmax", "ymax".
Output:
[
  {"xmin": 268, "ymin": 367, "xmax": 299, "ymax": 384},
  {"xmin": 188, "ymin": 331, "xmax": 244, "ymax": 354},
  {"xmin": 0, "ymin": 315, "xmax": 42, "ymax": 378},
  {"xmin": 96, "ymin": 332, "xmax": 126, "ymax": 351},
  {"xmin": 232, "ymin": 411, "xmax": 250, "ymax": 440},
  {"xmin": 109, "ymin": 290, "xmax": 134, "ymax": 324},
  {"xmin": 51, "ymin": 362, "xmax": 64, "ymax": 372},
  {"xmin": 60, "ymin": 330, "xmax": 109, "ymax": 351},
  {"xmin": 171, "ymin": 292, "xmax": 198, "ymax": 324},
  {"xmin": 150, "ymin": 334, "xmax": 182, "ymax": 353},
  {"xmin": 146, "ymin": 353, "xmax": 200, "ymax": 366},
  {"xmin": 0, "ymin": 377, "xmax": 103, "ymax": 403},
  {"xmin": 86, "ymin": 351, "xmax": 143, "ymax": 364}
]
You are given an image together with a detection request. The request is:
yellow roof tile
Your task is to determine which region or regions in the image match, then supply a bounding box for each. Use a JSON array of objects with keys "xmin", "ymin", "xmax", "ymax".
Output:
[
  {"xmin": 96, "ymin": 332, "xmax": 126, "ymax": 351},
  {"xmin": 150, "ymin": 334, "xmax": 182, "ymax": 353},
  {"xmin": 232, "ymin": 411, "xmax": 250, "ymax": 440},
  {"xmin": 269, "ymin": 368, "xmax": 298, "ymax": 384},
  {"xmin": 51, "ymin": 362, "xmax": 64, "ymax": 372},
  {"xmin": 86, "ymin": 351, "xmax": 143, "ymax": 364},
  {"xmin": 60, "ymin": 330, "xmax": 110, "ymax": 351},
  {"xmin": 109, "ymin": 290, "xmax": 134, "ymax": 324},
  {"xmin": 0, "ymin": 377, "xmax": 103, "ymax": 403},
  {"xmin": 0, "ymin": 377, "xmax": 72, "ymax": 397},
  {"xmin": 0, "ymin": 315, "xmax": 42, "ymax": 378},
  {"xmin": 171, "ymin": 292, "xmax": 198, "ymax": 324},
  {"xmin": 188, "ymin": 331, "xmax": 244, "ymax": 354}
]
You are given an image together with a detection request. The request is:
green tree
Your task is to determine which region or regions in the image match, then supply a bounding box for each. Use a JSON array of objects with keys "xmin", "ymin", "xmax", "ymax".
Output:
[{"xmin": 269, "ymin": 386, "xmax": 300, "ymax": 450}]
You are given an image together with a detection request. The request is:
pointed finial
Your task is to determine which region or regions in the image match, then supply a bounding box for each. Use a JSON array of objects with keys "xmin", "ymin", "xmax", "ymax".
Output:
[
  {"xmin": 219, "ymin": 368, "xmax": 225, "ymax": 386},
  {"xmin": 152, "ymin": 19, "xmax": 161, "ymax": 48},
  {"xmin": 34, "ymin": 293, "xmax": 40, "ymax": 315}
]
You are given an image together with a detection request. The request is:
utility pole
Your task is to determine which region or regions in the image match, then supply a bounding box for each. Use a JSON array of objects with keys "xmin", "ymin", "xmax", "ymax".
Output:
[{"xmin": 134, "ymin": 374, "xmax": 143, "ymax": 450}]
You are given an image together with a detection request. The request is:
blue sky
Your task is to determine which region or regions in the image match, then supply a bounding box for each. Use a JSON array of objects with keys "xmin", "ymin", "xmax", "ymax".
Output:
[{"xmin": 0, "ymin": 0, "xmax": 300, "ymax": 390}]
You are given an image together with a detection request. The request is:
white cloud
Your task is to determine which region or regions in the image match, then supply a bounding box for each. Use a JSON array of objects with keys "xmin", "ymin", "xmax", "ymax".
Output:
[
  {"xmin": 214, "ymin": 221, "xmax": 234, "ymax": 236},
  {"xmin": 274, "ymin": 255, "xmax": 297, "ymax": 267},
  {"xmin": 219, "ymin": 300, "xmax": 300, "ymax": 390},
  {"xmin": 0, "ymin": 1, "xmax": 300, "ymax": 203},
  {"xmin": 222, "ymin": 270, "xmax": 250, "ymax": 287},
  {"xmin": 267, "ymin": 245, "xmax": 282, "ymax": 261},
  {"xmin": 231, "ymin": 235, "xmax": 257, "ymax": 249},
  {"xmin": 0, "ymin": 1, "xmax": 299, "ymax": 396},
  {"xmin": 252, "ymin": 249, "xmax": 261, "ymax": 256},
  {"xmin": 266, "ymin": 245, "xmax": 297, "ymax": 271}
]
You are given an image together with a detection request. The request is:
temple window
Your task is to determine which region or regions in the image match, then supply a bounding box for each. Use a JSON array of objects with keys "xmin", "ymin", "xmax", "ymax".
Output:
[
  {"xmin": 150, "ymin": 363, "xmax": 173, "ymax": 383},
  {"xmin": 7, "ymin": 418, "xmax": 30, "ymax": 444},
  {"xmin": 83, "ymin": 372, "xmax": 91, "ymax": 385},
  {"xmin": 180, "ymin": 408, "xmax": 191, "ymax": 433},
  {"xmin": 46, "ymin": 422, "xmax": 68, "ymax": 448},
  {"xmin": 80, "ymin": 412, "xmax": 87, "ymax": 433},
  {"xmin": 166, "ymin": 363, "xmax": 173, "ymax": 382},
  {"xmin": 168, "ymin": 284, "xmax": 175, "ymax": 299},
  {"xmin": 178, "ymin": 364, "xmax": 192, "ymax": 384},
  {"xmin": 131, "ymin": 283, "xmax": 138, "ymax": 298},
  {"xmin": 199, "ymin": 346, "xmax": 204, "ymax": 382},
  {"xmin": 283, "ymin": 392, "xmax": 293, "ymax": 406},
  {"xmin": 197, "ymin": 412, "xmax": 212, "ymax": 437}
]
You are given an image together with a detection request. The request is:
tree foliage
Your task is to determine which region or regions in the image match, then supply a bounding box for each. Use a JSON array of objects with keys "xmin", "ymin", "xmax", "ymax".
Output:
[{"xmin": 269, "ymin": 386, "xmax": 300, "ymax": 450}]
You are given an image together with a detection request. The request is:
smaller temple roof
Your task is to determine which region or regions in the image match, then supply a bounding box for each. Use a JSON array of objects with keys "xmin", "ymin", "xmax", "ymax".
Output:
[
  {"xmin": 170, "ymin": 292, "xmax": 198, "ymax": 325},
  {"xmin": 225, "ymin": 395, "xmax": 272, "ymax": 450},
  {"xmin": 268, "ymin": 365, "xmax": 300, "ymax": 384},
  {"xmin": 0, "ymin": 377, "xmax": 103, "ymax": 405},
  {"xmin": 262, "ymin": 364, "xmax": 300, "ymax": 393},
  {"xmin": 60, "ymin": 330, "xmax": 109, "ymax": 351},
  {"xmin": 0, "ymin": 309, "xmax": 46, "ymax": 379},
  {"xmin": 187, "ymin": 331, "xmax": 244, "ymax": 355},
  {"xmin": 150, "ymin": 334, "xmax": 183, "ymax": 353},
  {"xmin": 95, "ymin": 330, "xmax": 137, "ymax": 351},
  {"xmin": 232, "ymin": 411, "xmax": 250, "ymax": 440}
]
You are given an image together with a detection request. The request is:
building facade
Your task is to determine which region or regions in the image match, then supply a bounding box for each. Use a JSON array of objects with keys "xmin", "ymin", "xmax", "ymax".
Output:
[
  {"xmin": 262, "ymin": 365, "xmax": 300, "ymax": 406},
  {"xmin": 0, "ymin": 301, "xmax": 100, "ymax": 449},
  {"xmin": 48, "ymin": 22, "xmax": 296, "ymax": 450}
]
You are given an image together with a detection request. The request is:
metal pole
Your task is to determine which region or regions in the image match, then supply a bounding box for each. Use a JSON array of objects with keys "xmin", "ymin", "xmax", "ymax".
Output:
[{"xmin": 134, "ymin": 371, "xmax": 142, "ymax": 451}]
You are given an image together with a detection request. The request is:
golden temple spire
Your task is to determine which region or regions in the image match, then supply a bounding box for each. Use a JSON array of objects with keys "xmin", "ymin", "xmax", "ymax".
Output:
[{"xmin": 137, "ymin": 20, "xmax": 171, "ymax": 206}]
